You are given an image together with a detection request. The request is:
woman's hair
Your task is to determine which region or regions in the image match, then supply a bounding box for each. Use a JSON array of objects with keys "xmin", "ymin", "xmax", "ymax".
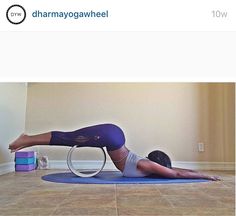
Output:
[{"xmin": 147, "ymin": 150, "xmax": 172, "ymax": 168}]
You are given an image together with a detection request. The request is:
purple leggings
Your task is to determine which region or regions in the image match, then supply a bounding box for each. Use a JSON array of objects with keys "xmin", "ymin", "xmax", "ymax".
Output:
[{"xmin": 49, "ymin": 124, "xmax": 126, "ymax": 151}]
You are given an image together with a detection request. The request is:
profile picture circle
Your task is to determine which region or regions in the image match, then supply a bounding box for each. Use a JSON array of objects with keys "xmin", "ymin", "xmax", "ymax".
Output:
[{"xmin": 6, "ymin": 5, "xmax": 26, "ymax": 25}]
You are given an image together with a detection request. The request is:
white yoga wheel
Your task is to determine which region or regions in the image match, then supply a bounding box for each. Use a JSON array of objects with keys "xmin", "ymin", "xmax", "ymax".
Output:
[{"xmin": 67, "ymin": 145, "xmax": 107, "ymax": 177}]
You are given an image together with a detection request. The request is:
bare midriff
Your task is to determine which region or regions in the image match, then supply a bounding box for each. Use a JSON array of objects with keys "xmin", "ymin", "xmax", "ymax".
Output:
[{"xmin": 108, "ymin": 145, "xmax": 130, "ymax": 172}]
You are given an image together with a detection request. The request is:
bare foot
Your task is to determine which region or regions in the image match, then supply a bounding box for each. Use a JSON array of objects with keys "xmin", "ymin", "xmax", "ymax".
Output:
[{"xmin": 8, "ymin": 134, "xmax": 29, "ymax": 153}]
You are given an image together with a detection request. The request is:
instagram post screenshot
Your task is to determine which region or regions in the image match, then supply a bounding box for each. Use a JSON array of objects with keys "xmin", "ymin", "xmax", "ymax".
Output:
[{"xmin": 0, "ymin": 0, "xmax": 235, "ymax": 215}]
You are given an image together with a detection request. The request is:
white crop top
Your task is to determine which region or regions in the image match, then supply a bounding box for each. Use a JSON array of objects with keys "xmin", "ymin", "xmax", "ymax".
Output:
[{"xmin": 122, "ymin": 151, "xmax": 149, "ymax": 177}]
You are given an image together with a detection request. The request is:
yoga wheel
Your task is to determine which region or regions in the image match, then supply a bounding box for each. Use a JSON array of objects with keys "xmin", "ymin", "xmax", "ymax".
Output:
[{"xmin": 67, "ymin": 145, "xmax": 107, "ymax": 177}]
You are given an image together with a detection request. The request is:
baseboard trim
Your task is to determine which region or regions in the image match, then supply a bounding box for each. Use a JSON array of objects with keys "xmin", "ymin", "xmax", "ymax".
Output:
[
  {"xmin": 1, "ymin": 160, "xmax": 234, "ymax": 175},
  {"xmin": 0, "ymin": 162, "xmax": 15, "ymax": 175},
  {"xmin": 172, "ymin": 161, "xmax": 235, "ymax": 171},
  {"xmin": 48, "ymin": 160, "xmax": 117, "ymax": 170}
]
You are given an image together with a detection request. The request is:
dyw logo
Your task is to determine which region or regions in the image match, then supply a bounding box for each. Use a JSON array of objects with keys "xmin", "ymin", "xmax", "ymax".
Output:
[{"xmin": 6, "ymin": 5, "xmax": 26, "ymax": 24}]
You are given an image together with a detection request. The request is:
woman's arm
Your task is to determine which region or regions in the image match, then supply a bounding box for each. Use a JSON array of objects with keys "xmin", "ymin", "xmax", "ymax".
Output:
[
  {"xmin": 138, "ymin": 160, "xmax": 221, "ymax": 181},
  {"xmin": 174, "ymin": 168, "xmax": 221, "ymax": 181},
  {"xmin": 172, "ymin": 167, "xmax": 197, "ymax": 173}
]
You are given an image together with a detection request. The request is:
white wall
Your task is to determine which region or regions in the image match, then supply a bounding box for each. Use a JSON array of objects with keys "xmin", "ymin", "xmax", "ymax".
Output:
[
  {"xmin": 0, "ymin": 83, "xmax": 27, "ymax": 169},
  {"xmin": 25, "ymin": 83, "xmax": 235, "ymax": 165}
]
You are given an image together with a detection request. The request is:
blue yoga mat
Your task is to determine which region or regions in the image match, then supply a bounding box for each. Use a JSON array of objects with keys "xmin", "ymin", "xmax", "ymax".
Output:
[{"xmin": 42, "ymin": 171, "xmax": 209, "ymax": 184}]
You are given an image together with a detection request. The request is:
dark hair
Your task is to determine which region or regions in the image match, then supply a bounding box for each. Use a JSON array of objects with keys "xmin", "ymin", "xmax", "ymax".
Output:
[{"xmin": 147, "ymin": 150, "xmax": 172, "ymax": 168}]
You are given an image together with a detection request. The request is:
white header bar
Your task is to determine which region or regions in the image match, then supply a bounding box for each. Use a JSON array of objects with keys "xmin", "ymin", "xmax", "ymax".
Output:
[{"xmin": 1, "ymin": 0, "xmax": 236, "ymax": 31}]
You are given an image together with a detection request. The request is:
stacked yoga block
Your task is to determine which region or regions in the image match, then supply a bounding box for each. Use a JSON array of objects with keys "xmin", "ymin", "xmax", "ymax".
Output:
[{"xmin": 15, "ymin": 151, "xmax": 36, "ymax": 172}]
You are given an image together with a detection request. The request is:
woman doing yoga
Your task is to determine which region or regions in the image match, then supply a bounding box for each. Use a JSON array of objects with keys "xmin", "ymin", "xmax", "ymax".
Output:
[{"xmin": 9, "ymin": 123, "xmax": 220, "ymax": 181}]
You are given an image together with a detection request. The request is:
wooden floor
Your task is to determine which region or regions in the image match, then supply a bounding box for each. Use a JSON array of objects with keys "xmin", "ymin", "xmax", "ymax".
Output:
[{"xmin": 0, "ymin": 170, "xmax": 234, "ymax": 216}]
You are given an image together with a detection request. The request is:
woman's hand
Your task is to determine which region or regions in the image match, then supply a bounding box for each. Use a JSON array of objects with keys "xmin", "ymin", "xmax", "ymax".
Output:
[{"xmin": 206, "ymin": 175, "xmax": 221, "ymax": 181}]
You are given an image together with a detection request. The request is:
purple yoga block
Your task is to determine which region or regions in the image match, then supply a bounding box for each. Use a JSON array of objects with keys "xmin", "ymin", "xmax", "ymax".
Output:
[
  {"xmin": 15, "ymin": 151, "xmax": 35, "ymax": 158},
  {"xmin": 15, "ymin": 164, "xmax": 36, "ymax": 172}
]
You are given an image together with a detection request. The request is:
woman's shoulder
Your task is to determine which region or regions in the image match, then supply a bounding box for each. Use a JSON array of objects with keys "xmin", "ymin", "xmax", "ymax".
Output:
[{"xmin": 137, "ymin": 158, "xmax": 153, "ymax": 171}]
